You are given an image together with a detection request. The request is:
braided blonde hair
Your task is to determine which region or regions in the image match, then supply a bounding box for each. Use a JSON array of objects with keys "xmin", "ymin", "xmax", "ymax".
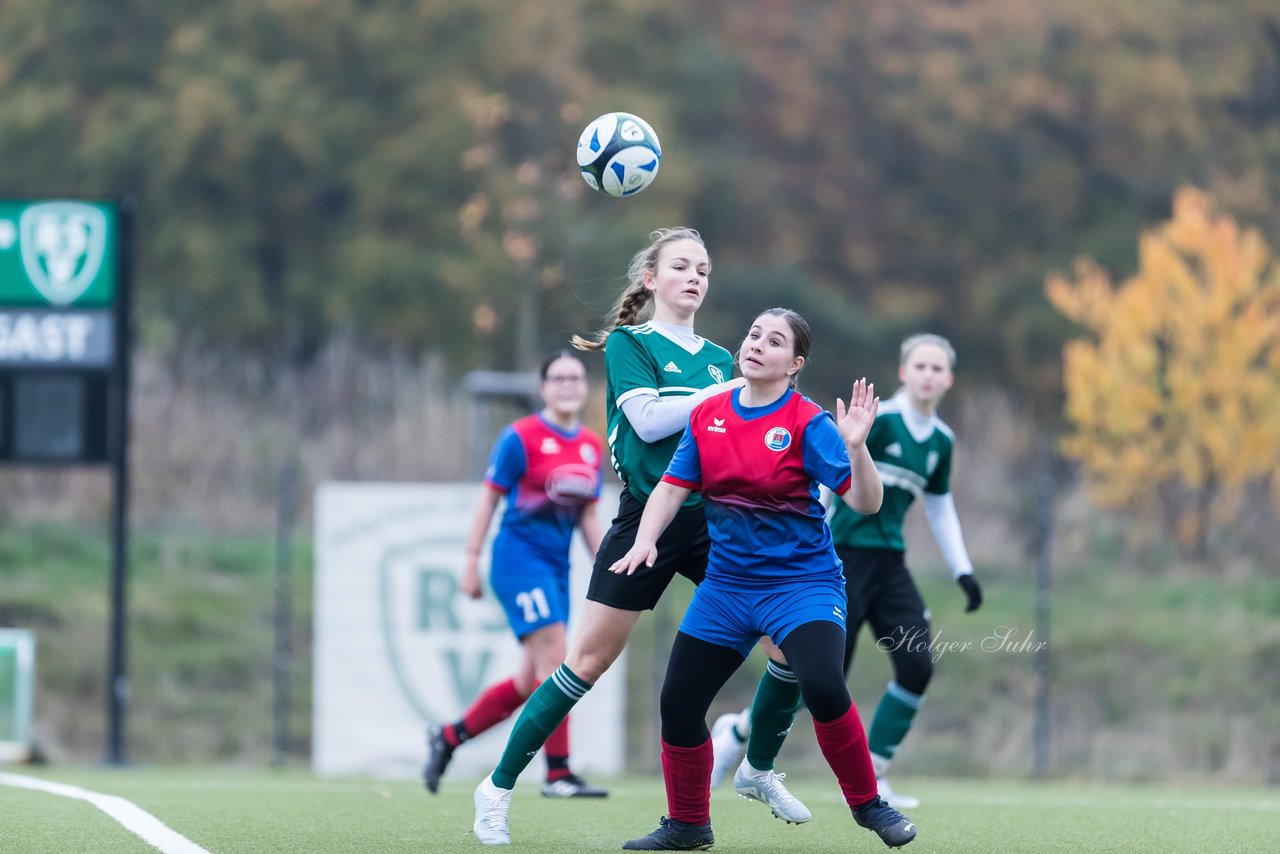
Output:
[{"xmin": 571, "ymin": 227, "xmax": 708, "ymax": 351}]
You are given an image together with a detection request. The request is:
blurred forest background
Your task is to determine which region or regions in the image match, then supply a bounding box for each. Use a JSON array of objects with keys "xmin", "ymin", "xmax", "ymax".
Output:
[{"xmin": 1, "ymin": 0, "xmax": 1278, "ymax": 782}]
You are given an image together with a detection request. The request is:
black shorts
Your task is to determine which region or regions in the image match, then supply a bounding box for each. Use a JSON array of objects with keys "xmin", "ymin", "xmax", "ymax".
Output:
[
  {"xmin": 586, "ymin": 489, "xmax": 710, "ymax": 611},
  {"xmin": 837, "ymin": 545, "xmax": 930, "ymax": 638}
]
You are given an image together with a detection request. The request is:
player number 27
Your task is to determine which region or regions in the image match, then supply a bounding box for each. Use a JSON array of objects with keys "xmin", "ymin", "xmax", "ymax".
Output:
[{"xmin": 515, "ymin": 588, "xmax": 550, "ymax": 623}]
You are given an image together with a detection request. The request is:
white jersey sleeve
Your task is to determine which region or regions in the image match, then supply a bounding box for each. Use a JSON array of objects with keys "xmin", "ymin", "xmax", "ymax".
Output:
[
  {"xmin": 619, "ymin": 384, "xmax": 728, "ymax": 443},
  {"xmin": 923, "ymin": 492, "xmax": 974, "ymax": 578}
]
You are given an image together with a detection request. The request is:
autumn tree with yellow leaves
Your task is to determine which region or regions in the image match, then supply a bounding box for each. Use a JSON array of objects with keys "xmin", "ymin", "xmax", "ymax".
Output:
[{"xmin": 1046, "ymin": 188, "xmax": 1280, "ymax": 561}]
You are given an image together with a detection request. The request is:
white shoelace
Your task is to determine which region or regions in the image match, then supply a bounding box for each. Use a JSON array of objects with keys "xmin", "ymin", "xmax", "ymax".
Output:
[
  {"xmin": 478, "ymin": 791, "xmax": 510, "ymax": 830},
  {"xmin": 755, "ymin": 770, "xmax": 799, "ymax": 805}
]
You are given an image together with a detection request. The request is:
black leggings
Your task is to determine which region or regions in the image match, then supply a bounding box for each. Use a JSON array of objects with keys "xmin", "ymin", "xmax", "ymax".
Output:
[
  {"xmin": 840, "ymin": 547, "xmax": 934, "ymax": 696},
  {"xmin": 660, "ymin": 622, "xmax": 850, "ymax": 747}
]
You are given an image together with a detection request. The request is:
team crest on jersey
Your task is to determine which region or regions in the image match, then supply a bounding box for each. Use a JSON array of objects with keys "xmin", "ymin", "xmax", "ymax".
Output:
[
  {"xmin": 579, "ymin": 444, "xmax": 597, "ymax": 465},
  {"xmin": 708, "ymin": 366, "xmax": 725, "ymax": 383},
  {"xmin": 926, "ymin": 450, "xmax": 939, "ymax": 475},
  {"xmin": 763, "ymin": 427, "xmax": 792, "ymax": 452}
]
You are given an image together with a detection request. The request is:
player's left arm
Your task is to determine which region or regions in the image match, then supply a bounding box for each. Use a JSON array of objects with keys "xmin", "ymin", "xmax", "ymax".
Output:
[
  {"xmin": 834, "ymin": 378, "xmax": 883, "ymax": 514},
  {"xmin": 923, "ymin": 442, "xmax": 981, "ymax": 612},
  {"xmin": 578, "ymin": 502, "xmax": 604, "ymax": 557},
  {"xmin": 610, "ymin": 418, "xmax": 700, "ymax": 575},
  {"xmin": 608, "ymin": 481, "xmax": 689, "ymax": 575},
  {"xmin": 577, "ymin": 435, "xmax": 607, "ymax": 557},
  {"xmin": 806, "ymin": 383, "xmax": 881, "ymax": 514}
]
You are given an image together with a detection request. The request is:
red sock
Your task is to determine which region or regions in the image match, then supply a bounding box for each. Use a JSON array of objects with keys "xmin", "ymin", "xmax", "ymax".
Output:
[
  {"xmin": 544, "ymin": 714, "xmax": 572, "ymax": 781},
  {"xmin": 460, "ymin": 678, "xmax": 527, "ymax": 739},
  {"xmin": 813, "ymin": 703, "xmax": 878, "ymax": 807},
  {"xmin": 660, "ymin": 738, "xmax": 712, "ymax": 826}
]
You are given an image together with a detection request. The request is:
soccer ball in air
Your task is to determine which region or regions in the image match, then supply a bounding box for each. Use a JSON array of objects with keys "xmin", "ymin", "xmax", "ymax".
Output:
[{"xmin": 576, "ymin": 112, "xmax": 662, "ymax": 197}]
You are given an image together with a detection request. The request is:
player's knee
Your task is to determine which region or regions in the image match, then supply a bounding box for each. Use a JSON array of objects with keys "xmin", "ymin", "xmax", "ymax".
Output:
[
  {"xmin": 563, "ymin": 648, "xmax": 613, "ymax": 683},
  {"xmin": 658, "ymin": 687, "xmax": 706, "ymax": 746},
  {"xmin": 893, "ymin": 650, "xmax": 933, "ymax": 696},
  {"xmin": 797, "ymin": 675, "xmax": 850, "ymax": 722}
]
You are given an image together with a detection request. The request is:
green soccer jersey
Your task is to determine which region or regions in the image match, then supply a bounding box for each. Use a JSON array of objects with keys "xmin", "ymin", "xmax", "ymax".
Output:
[
  {"xmin": 604, "ymin": 322, "xmax": 734, "ymax": 506},
  {"xmin": 829, "ymin": 395, "xmax": 956, "ymax": 550}
]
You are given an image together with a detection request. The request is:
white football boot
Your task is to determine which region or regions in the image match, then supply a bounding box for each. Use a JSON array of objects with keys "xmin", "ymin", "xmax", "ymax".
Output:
[
  {"xmin": 472, "ymin": 776, "xmax": 513, "ymax": 845},
  {"xmin": 732, "ymin": 759, "xmax": 812, "ymax": 824}
]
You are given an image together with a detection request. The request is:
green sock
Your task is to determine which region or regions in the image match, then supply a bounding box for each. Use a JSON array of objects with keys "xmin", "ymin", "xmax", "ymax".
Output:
[
  {"xmin": 491, "ymin": 664, "xmax": 590, "ymax": 789},
  {"xmin": 867, "ymin": 681, "xmax": 923, "ymax": 764},
  {"xmin": 745, "ymin": 660, "xmax": 803, "ymax": 771}
]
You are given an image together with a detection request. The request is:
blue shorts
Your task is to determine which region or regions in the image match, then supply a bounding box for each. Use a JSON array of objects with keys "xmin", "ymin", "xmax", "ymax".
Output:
[
  {"xmin": 678, "ymin": 574, "xmax": 848, "ymax": 658},
  {"xmin": 489, "ymin": 543, "xmax": 570, "ymax": 640}
]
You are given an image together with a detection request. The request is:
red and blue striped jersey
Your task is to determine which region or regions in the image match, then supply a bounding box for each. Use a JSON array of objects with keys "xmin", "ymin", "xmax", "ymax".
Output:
[
  {"xmin": 662, "ymin": 388, "xmax": 854, "ymax": 586},
  {"xmin": 485, "ymin": 414, "xmax": 603, "ymax": 564}
]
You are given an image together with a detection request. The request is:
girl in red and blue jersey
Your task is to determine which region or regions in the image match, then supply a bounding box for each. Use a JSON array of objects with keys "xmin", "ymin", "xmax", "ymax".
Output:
[
  {"xmin": 424, "ymin": 351, "xmax": 607, "ymax": 799},
  {"xmin": 610, "ymin": 309, "xmax": 919, "ymax": 851}
]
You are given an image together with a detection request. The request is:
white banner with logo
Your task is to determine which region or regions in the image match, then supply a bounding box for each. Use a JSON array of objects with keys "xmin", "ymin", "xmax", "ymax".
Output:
[{"xmin": 313, "ymin": 482, "xmax": 625, "ymax": 783}]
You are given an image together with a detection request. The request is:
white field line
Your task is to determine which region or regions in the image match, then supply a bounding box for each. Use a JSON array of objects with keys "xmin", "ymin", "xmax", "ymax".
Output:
[{"xmin": 0, "ymin": 772, "xmax": 211, "ymax": 854}]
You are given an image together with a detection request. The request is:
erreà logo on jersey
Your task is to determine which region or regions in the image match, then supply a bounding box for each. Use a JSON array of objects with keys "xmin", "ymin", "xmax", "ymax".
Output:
[
  {"xmin": 19, "ymin": 202, "xmax": 108, "ymax": 306},
  {"xmin": 706, "ymin": 417, "xmax": 726, "ymax": 434},
  {"xmin": 763, "ymin": 427, "xmax": 792, "ymax": 452}
]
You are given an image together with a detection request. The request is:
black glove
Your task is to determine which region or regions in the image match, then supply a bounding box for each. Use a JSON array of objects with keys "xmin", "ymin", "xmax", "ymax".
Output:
[{"xmin": 957, "ymin": 574, "xmax": 982, "ymax": 613}]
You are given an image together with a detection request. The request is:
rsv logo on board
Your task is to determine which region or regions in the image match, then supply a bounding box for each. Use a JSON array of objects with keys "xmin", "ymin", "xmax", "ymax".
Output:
[
  {"xmin": 378, "ymin": 539, "xmax": 516, "ymax": 724},
  {"xmin": 19, "ymin": 202, "xmax": 108, "ymax": 306}
]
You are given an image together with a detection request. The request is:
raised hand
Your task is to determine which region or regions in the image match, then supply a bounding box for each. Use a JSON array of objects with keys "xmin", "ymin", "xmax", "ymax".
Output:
[{"xmin": 835, "ymin": 378, "xmax": 879, "ymax": 449}]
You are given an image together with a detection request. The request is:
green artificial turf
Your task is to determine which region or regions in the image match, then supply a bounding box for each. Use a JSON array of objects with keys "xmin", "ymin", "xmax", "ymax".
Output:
[{"xmin": 3, "ymin": 767, "xmax": 1277, "ymax": 853}]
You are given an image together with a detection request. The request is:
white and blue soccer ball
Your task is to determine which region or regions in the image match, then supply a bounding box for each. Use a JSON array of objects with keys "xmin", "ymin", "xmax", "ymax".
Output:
[{"xmin": 576, "ymin": 112, "xmax": 662, "ymax": 198}]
